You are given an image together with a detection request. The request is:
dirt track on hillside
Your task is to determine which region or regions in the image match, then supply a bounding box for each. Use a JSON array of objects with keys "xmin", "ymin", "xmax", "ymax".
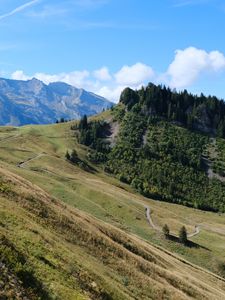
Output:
[{"xmin": 145, "ymin": 205, "xmax": 200, "ymax": 238}]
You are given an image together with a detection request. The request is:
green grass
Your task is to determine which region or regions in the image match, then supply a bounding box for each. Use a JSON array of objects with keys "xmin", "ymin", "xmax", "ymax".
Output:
[{"xmin": 0, "ymin": 121, "xmax": 225, "ymax": 299}]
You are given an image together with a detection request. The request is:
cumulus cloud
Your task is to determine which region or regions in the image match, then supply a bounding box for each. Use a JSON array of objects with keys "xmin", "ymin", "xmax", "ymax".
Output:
[
  {"xmin": 11, "ymin": 70, "xmax": 30, "ymax": 81},
  {"xmin": 12, "ymin": 69, "xmax": 91, "ymax": 87},
  {"xmin": 115, "ymin": 62, "xmax": 154, "ymax": 85},
  {"xmin": 166, "ymin": 47, "xmax": 225, "ymax": 88},
  {"xmin": 11, "ymin": 63, "xmax": 154, "ymax": 102},
  {"xmin": 9, "ymin": 47, "xmax": 225, "ymax": 102},
  {"xmin": 93, "ymin": 67, "xmax": 111, "ymax": 81},
  {"xmin": 97, "ymin": 85, "xmax": 126, "ymax": 102}
]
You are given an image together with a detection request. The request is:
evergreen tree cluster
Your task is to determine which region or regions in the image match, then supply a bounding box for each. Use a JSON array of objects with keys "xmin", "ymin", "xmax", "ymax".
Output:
[
  {"xmin": 106, "ymin": 113, "xmax": 225, "ymax": 212},
  {"xmin": 120, "ymin": 83, "xmax": 225, "ymax": 137},
  {"xmin": 75, "ymin": 115, "xmax": 110, "ymax": 163}
]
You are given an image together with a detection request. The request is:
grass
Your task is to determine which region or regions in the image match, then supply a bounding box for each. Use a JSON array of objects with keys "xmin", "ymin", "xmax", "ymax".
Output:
[{"xmin": 0, "ymin": 119, "xmax": 225, "ymax": 299}]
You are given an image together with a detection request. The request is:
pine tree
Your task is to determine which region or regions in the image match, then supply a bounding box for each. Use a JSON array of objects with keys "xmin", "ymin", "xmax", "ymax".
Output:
[
  {"xmin": 217, "ymin": 120, "xmax": 225, "ymax": 138},
  {"xmin": 167, "ymin": 102, "xmax": 172, "ymax": 120},
  {"xmin": 65, "ymin": 150, "xmax": 70, "ymax": 160},
  {"xmin": 79, "ymin": 115, "xmax": 88, "ymax": 130},
  {"xmin": 179, "ymin": 226, "xmax": 188, "ymax": 244},
  {"xmin": 162, "ymin": 224, "xmax": 170, "ymax": 238},
  {"xmin": 70, "ymin": 149, "xmax": 79, "ymax": 163}
]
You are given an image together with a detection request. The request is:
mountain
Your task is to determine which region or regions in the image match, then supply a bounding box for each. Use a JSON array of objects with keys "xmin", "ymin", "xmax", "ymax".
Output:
[
  {"xmin": 0, "ymin": 120, "xmax": 224, "ymax": 299},
  {"xmin": 0, "ymin": 77, "xmax": 112, "ymax": 126}
]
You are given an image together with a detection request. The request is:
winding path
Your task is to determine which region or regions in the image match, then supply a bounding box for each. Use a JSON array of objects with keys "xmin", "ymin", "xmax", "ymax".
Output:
[
  {"xmin": 145, "ymin": 206, "xmax": 160, "ymax": 231},
  {"xmin": 17, "ymin": 153, "xmax": 46, "ymax": 169},
  {"xmin": 145, "ymin": 205, "xmax": 200, "ymax": 238},
  {"xmin": 16, "ymin": 152, "xmax": 79, "ymax": 180},
  {"xmin": 16, "ymin": 150, "xmax": 201, "ymax": 239}
]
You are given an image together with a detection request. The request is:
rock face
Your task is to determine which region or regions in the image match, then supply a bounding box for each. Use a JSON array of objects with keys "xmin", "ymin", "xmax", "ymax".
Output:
[{"xmin": 0, "ymin": 78, "xmax": 112, "ymax": 126}]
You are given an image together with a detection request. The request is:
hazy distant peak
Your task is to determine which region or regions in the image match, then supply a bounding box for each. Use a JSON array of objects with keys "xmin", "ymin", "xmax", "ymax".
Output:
[{"xmin": 0, "ymin": 77, "xmax": 112, "ymax": 126}]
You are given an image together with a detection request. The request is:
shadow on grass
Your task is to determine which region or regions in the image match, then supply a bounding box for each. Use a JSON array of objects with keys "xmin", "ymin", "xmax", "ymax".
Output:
[{"xmin": 166, "ymin": 234, "xmax": 210, "ymax": 251}]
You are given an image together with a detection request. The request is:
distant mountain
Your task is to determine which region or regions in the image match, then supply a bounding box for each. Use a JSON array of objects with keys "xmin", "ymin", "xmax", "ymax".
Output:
[{"xmin": 0, "ymin": 78, "xmax": 112, "ymax": 126}]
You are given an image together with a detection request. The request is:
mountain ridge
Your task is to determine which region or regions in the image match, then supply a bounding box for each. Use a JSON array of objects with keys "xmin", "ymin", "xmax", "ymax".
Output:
[{"xmin": 0, "ymin": 77, "xmax": 112, "ymax": 126}]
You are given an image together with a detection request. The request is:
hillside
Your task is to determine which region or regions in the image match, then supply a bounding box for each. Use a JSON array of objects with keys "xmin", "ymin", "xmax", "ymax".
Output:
[
  {"xmin": 0, "ymin": 118, "xmax": 225, "ymax": 299},
  {"xmin": 74, "ymin": 84, "xmax": 225, "ymax": 213},
  {"xmin": 0, "ymin": 77, "xmax": 112, "ymax": 126}
]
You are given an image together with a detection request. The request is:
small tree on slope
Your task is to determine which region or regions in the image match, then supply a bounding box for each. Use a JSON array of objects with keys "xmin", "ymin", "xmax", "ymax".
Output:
[
  {"xmin": 162, "ymin": 224, "xmax": 170, "ymax": 239},
  {"xmin": 179, "ymin": 226, "xmax": 188, "ymax": 244}
]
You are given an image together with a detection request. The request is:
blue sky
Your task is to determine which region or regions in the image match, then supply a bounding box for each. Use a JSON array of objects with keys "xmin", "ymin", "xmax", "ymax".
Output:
[{"xmin": 0, "ymin": 0, "xmax": 225, "ymax": 101}]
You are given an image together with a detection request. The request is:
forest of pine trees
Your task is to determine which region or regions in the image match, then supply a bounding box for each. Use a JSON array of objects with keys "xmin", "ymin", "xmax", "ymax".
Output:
[
  {"xmin": 73, "ymin": 84, "xmax": 225, "ymax": 213},
  {"xmin": 120, "ymin": 83, "xmax": 225, "ymax": 137}
]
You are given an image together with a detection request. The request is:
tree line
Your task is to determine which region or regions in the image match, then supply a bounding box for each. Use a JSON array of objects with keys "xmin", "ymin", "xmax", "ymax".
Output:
[{"xmin": 120, "ymin": 83, "xmax": 225, "ymax": 137}]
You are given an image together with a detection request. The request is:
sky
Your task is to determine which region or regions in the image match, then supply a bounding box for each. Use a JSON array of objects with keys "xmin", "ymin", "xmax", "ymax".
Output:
[{"xmin": 0, "ymin": 0, "xmax": 225, "ymax": 102}]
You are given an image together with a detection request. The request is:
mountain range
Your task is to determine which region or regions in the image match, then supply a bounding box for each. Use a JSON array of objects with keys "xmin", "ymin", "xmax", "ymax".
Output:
[{"xmin": 0, "ymin": 77, "xmax": 112, "ymax": 126}]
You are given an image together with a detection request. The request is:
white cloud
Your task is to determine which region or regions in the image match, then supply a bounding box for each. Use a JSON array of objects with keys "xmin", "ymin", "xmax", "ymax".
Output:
[
  {"xmin": 96, "ymin": 85, "xmax": 125, "ymax": 102},
  {"xmin": 93, "ymin": 67, "xmax": 111, "ymax": 81},
  {"xmin": 10, "ymin": 63, "xmax": 155, "ymax": 102},
  {"xmin": 166, "ymin": 47, "xmax": 225, "ymax": 88},
  {"xmin": 12, "ymin": 70, "xmax": 90, "ymax": 88},
  {"xmin": 115, "ymin": 62, "xmax": 154, "ymax": 85},
  {"xmin": 11, "ymin": 70, "xmax": 30, "ymax": 81},
  {"xmin": 9, "ymin": 47, "xmax": 225, "ymax": 102},
  {"xmin": 0, "ymin": 0, "xmax": 40, "ymax": 21},
  {"xmin": 209, "ymin": 51, "xmax": 225, "ymax": 71}
]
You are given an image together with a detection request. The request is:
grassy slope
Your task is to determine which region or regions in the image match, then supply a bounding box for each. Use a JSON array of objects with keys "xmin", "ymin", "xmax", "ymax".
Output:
[{"xmin": 0, "ymin": 117, "xmax": 225, "ymax": 299}]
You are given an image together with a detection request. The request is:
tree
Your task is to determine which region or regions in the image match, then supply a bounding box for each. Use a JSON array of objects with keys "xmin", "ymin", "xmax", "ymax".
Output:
[
  {"xmin": 162, "ymin": 224, "xmax": 170, "ymax": 238},
  {"xmin": 217, "ymin": 120, "xmax": 225, "ymax": 138},
  {"xmin": 119, "ymin": 88, "xmax": 140, "ymax": 110},
  {"xmin": 179, "ymin": 226, "xmax": 188, "ymax": 244},
  {"xmin": 79, "ymin": 115, "xmax": 88, "ymax": 130},
  {"xmin": 70, "ymin": 149, "xmax": 79, "ymax": 164},
  {"xmin": 65, "ymin": 150, "xmax": 70, "ymax": 160}
]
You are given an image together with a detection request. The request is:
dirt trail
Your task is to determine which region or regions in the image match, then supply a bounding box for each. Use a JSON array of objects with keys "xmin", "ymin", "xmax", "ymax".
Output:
[
  {"xmin": 17, "ymin": 153, "xmax": 46, "ymax": 169},
  {"xmin": 188, "ymin": 225, "xmax": 200, "ymax": 238},
  {"xmin": 15, "ymin": 147, "xmax": 201, "ymax": 239},
  {"xmin": 145, "ymin": 205, "xmax": 200, "ymax": 238},
  {"xmin": 145, "ymin": 206, "xmax": 161, "ymax": 231}
]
